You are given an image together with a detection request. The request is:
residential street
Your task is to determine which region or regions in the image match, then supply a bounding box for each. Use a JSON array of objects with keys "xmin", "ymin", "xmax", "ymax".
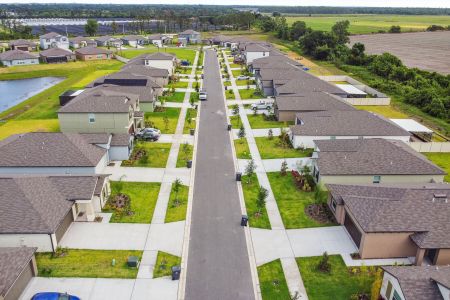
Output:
[{"xmin": 184, "ymin": 49, "xmax": 255, "ymax": 299}]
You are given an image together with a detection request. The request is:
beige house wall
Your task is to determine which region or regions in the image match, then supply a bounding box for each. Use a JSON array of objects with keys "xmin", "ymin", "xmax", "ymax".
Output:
[
  {"xmin": 276, "ymin": 110, "xmax": 296, "ymax": 122},
  {"xmin": 59, "ymin": 112, "xmax": 131, "ymax": 133},
  {"xmin": 360, "ymin": 232, "xmax": 418, "ymax": 259},
  {"xmin": 436, "ymin": 249, "xmax": 450, "ymax": 265},
  {"xmin": 319, "ymin": 174, "xmax": 444, "ymax": 185},
  {"xmin": 76, "ymin": 53, "xmax": 111, "ymax": 61}
]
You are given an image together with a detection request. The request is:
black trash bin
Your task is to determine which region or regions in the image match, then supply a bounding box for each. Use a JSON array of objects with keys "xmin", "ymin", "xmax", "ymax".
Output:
[
  {"xmin": 190, "ymin": 128, "xmax": 195, "ymax": 136},
  {"xmin": 225, "ymin": 86, "xmax": 228, "ymax": 90},
  {"xmin": 172, "ymin": 265, "xmax": 181, "ymax": 280},
  {"xmin": 236, "ymin": 172, "xmax": 242, "ymax": 181},
  {"xmin": 186, "ymin": 160, "xmax": 192, "ymax": 168},
  {"xmin": 227, "ymin": 124, "xmax": 232, "ymax": 131},
  {"xmin": 241, "ymin": 215, "xmax": 248, "ymax": 227}
]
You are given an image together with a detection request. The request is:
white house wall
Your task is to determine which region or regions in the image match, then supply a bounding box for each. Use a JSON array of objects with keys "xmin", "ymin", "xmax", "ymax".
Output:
[
  {"xmin": 0, "ymin": 234, "xmax": 53, "ymax": 252},
  {"xmin": 109, "ymin": 146, "xmax": 130, "ymax": 161},
  {"xmin": 2, "ymin": 58, "xmax": 39, "ymax": 67},
  {"xmin": 145, "ymin": 60, "xmax": 174, "ymax": 75},
  {"xmin": 246, "ymin": 51, "xmax": 268, "ymax": 64}
]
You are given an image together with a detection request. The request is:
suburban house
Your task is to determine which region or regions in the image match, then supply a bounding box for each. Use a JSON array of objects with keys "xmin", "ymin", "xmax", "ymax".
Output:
[
  {"xmin": 129, "ymin": 52, "xmax": 177, "ymax": 75},
  {"xmin": 250, "ymin": 55, "xmax": 303, "ymax": 73},
  {"xmin": 121, "ymin": 35, "xmax": 147, "ymax": 47},
  {"xmin": 290, "ymin": 110, "xmax": 411, "ymax": 148},
  {"xmin": 312, "ymin": 138, "xmax": 446, "ymax": 184},
  {"xmin": 75, "ymin": 46, "xmax": 113, "ymax": 61},
  {"xmin": 121, "ymin": 64, "xmax": 170, "ymax": 87},
  {"xmin": 148, "ymin": 34, "xmax": 172, "ymax": 47},
  {"xmin": 94, "ymin": 36, "xmax": 123, "ymax": 48},
  {"xmin": 209, "ymin": 35, "xmax": 229, "ymax": 46},
  {"xmin": 69, "ymin": 36, "xmax": 97, "ymax": 49},
  {"xmin": 380, "ymin": 266, "xmax": 450, "ymax": 300},
  {"xmin": 274, "ymin": 92, "xmax": 355, "ymax": 121},
  {"xmin": 0, "ymin": 50, "xmax": 39, "ymax": 67},
  {"xmin": 0, "ymin": 247, "xmax": 37, "ymax": 300},
  {"xmin": 178, "ymin": 29, "xmax": 201, "ymax": 44},
  {"xmin": 0, "ymin": 132, "xmax": 114, "ymax": 175},
  {"xmin": 0, "ymin": 175, "xmax": 110, "ymax": 252},
  {"xmin": 8, "ymin": 39, "xmax": 37, "ymax": 51},
  {"xmin": 39, "ymin": 32, "xmax": 69, "ymax": 50},
  {"xmin": 327, "ymin": 183, "xmax": 450, "ymax": 265},
  {"xmin": 39, "ymin": 47, "xmax": 76, "ymax": 63},
  {"xmin": 90, "ymin": 71, "xmax": 162, "ymax": 91},
  {"xmin": 243, "ymin": 43, "xmax": 274, "ymax": 64},
  {"xmin": 273, "ymin": 75, "xmax": 347, "ymax": 97},
  {"xmin": 58, "ymin": 86, "xmax": 144, "ymax": 134}
]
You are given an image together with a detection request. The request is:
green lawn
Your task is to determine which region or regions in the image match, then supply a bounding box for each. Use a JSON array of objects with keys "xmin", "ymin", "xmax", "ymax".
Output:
[
  {"xmin": 176, "ymin": 144, "xmax": 193, "ymax": 168},
  {"xmin": 165, "ymin": 184, "xmax": 189, "ymax": 222},
  {"xmin": 176, "ymin": 67, "xmax": 191, "ymax": 75},
  {"xmin": 144, "ymin": 107, "xmax": 181, "ymax": 134},
  {"xmin": 223, "ymin": 81, "xmax": 232, "ymax": 86},
  {"xmin": 424, "ymin": 153, "xmax": 450, "ymax": 182},
  {"xmin": 230, "ymin": 63, "xmax": 242, "ymax": 68},
  {"xmin": 356, "ymin": 105, "xmax": 408, "ymax": 118},
  {"xmin": 239, "ymin": 89, "xmax": 263, "ymax": 100},
  {"xmin": 229, "ymin": 114, "xmax": 242, "ymax": 128},
  {"xmin": 285, "ymin": 14, "xmax": 450, "ymax": 34},
  {"xmin": 297, "ymin": 255, "xmax": 376, "ymax": 300},
  {"xmin": 153, "ymin": 251, "xmax": 181, "ymax": 278},
  {"xmin": 122, "ymin": 141, "xmax": 171, "ymax": 168},
  {"xmin": 247, "ymin": 114, "xmax": 294, "ymax": 129},
  {"xmin": 255, "ymin": 137, "xmax": 314, "ymax": 159},
  {"xmin": 168, "ymin": 81, "xmax": 189, "ymax": 89},
  {"xmin": 183, "ymin": 108, "xmax": 198, "ymax": 134},
  {"xmin": 268, "ymin": 172, "xmax": 334, "ymax": 229},
  {"xmin": 236, "ymin": 79, "xmax": 255, "ymax": 86},
  {"xmin": 226, "ymin": 91, "xmax": 236, "ymax": 100},
  {"xmin": 104, "ymin": 181, "xmax": 161, "ymax": 223},
  {"xmin": 258, "ymin": 259, "xmax": 291, "ymax": 300},
  {"xmin": 241, "ymin": 174, "xmax": 271, "ymax": 229},
  {"xmin": 119, "ymin": 47, "xmax": 196, "ymax": 62},
  {"xmin": 36, "ymin": 249, "xmax": 143, "ymax": 278},
  {"xmin": 160, "ymin": 92, "xmax": 186, "ymax": 103},
  {"xmin": 0, "ymin": 119, "xmax": 60, "ymax": 141},
  {"xmin": 234, "ymin": 138, "xmax": 251, "ymax": 159},
  {"xmin": 232, "ymin": 69, "xmax": 242, "ymax": 77}
]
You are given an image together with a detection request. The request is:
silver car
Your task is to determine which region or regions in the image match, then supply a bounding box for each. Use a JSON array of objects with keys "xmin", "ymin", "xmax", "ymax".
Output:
[{"xmin": 251, "ymin": 101, "xmax": 273, "ymax": 111}]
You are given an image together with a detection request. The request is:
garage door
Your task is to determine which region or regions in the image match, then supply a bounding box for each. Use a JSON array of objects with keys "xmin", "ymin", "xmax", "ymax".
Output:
[
  {"xmin": 55, "ymin": 209, "xmax": 74, "ymax": 242},
  {"xmin": 344, "ymin": 213, "xmax": 362, "ymax": 248},
  {"xmin": 4, "ymin": 260, "xmax": 34, "ymax": 300}
]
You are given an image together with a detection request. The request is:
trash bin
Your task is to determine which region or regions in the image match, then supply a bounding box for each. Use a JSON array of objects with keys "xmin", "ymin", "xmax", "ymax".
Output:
[
  {"xmin": 171, "ymin": 265, "xmax": 181, "ymax": 280},
  {"xmin": 241, "ymin": 215, "xmax": 248, "ymax": 227},
  {"xmin": 190, "ymin": 128, "xmax": 195, "ymax": 136},
  {"xmin": 236, "ymin": 172, "xmax": 242, "ymax": 181},
  {"xmin": 227, "ymin": 124, "xmax": 232, "ymax": 131},
  {"xmin": 225, "ymin": 86, "xmax": 228, "ymax": 90},
  {"xmin": 186, "ymin": 160, "xmax": 192, "ymax": 168}
]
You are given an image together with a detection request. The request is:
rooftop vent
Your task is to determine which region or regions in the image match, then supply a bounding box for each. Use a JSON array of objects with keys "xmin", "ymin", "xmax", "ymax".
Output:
[{"xmin": 432, "ymin": 193, "xmax": 448, "ymax": 203}]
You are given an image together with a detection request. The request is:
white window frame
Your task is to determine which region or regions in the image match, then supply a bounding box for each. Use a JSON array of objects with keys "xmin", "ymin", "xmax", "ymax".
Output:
[
  {"xmin": 88, "ymin": 113, "xmax": 96, "ymax": 123},
  {"xmin": 373, "ymin": 175, "xmax": 381, "ymax": 184}
]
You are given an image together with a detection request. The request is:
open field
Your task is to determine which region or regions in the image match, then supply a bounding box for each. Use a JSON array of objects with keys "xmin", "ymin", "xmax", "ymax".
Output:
[
  {"xmin": 285, "ymin": 14, "xmax": 450, "ymax": 34},
  {"xmin": 118, "ymin": 46, "xmax": 197, "ymax": 62},
  {"xmin": 350, "ymin": 31, "xmax": 450, "ymax": 74}
]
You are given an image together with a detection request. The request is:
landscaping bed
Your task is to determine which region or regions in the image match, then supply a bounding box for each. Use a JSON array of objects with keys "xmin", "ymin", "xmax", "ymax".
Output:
[
  {"xmin": 153, "ymin": 251, "xmax": 181, "ymax": 278},
  {"xmin": 241, "ymin": 174, "xmax": 271, "ymax": 229},
  {"xmin": 165, "ymin": 183, "xmax": 189, "ymax": 222},
  {"xmin": 144, "ymin": 107, "xmax": 181, "ymax": 134},
  {"xmin": 122, "ymin": 141, "xmax": 171, "ymax": 168},
  {"xmin": 255, "ymin": 136, "xmax": 314, "ymax": 159},
  {"xmin": 258, "ymin": 259, "xmax": 290, "ymax": 300},
  {"xmin": 36, "ymin": 249, "xmax": 143, "ymax": 278}
]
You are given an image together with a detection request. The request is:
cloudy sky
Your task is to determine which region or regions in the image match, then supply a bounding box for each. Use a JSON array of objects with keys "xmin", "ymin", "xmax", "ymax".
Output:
[{"xmin": 0, "ymin": 0, "xmax": 449, "ymax": 8}]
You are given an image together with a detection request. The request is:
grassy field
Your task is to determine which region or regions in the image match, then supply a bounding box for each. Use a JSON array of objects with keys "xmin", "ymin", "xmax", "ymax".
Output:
[
  {"xmin": 241, "ymin": 174, "xmax": 271, "ymax": 229},
  {"xmin": 176, "ymin": 143, "xmax": 193, "ymax": 168},
  {"xmin": 165, "ymin": 184, "xmax": 189, "ymax": 223},
  {"xmin": 234, "ymin": 138, "xmax": 251, "ymax": 159},
  {"xmin": 0, "ymin": 119, "xmax": 60, "ymax": 141},
  {"xmin": 122, "ymin": 141, "xmax": 171, "ymax": 168},
  {"xmin": 424, "ymin": 153, "xmax": 450, "ymax": 182},
  {"xmin": 226, "ymin": 90, "xmax": 236, "ymax": 100},
  {"xmin": 153, "ymin": 251, "xmax": 181, "ymax": 278},
  {"xmin": 258, "ymin": 259, "xmax": 291, "ymax": 300},
  {"xmin": 297, "ymin": 255, "xmax": 376, "ymax": 300},
  {"xmin": 36, "ymin": 249, "xmax": 143, "ymax": 278},
  {"xmin": 284, "ymin": 14, "xmax": 450, "ymax": 34},
  {"xmin": 268, "ymin": 172, "xmax": 334, "ymax": 229},
  {"xmin": 247, "ymin": 114, "xmax": 293, "ymax": 129},
  {"xmin": 356, "ymin": 105, "xmax": 408, "ymax": 118},
  {"xmin": 144, "ymin": 107, "xmax": 181, "ymax": 134},
  {"xmin": 255, "ymin": 137, "xmax": 314, "ymax": 159},
  {"xmin": 119, "ymin": 46, "xmax": 196, "ymax": 62},
  {"xmin": 104, "ymin": 181, "xmax": 161, "ymax": 223}
]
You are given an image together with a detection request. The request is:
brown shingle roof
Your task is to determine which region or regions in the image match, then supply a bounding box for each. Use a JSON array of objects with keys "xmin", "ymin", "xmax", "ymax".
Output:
[
  {"xmin": 315, "ymin": 139, "xmax": 446, "ymax": 176},
  {"xmin": 110, "ymin": 133, "xmax": 132, "ymax": 146},
  {"xmin": 88, "ymin": 83, "xmax": 154, "ymax": 103},
  {"xmin": 8, "ymin": 39, "xmax": 36, "ymax": 47},
  {"xmin": 275, "ymin": 93, "xmax": 355, "ymax": 112},
  {"xmin": 75, "ymin": 46, "xmax": 112, "ymax": 55},
  {"xmin": 121, "ymin": 64, "xmax": 169, "ymax": 78},
  {"xmin": 40, "ymin": 32, "xmax": 63, "ymax": 39},
  {"xmin": 0, "ymin": 49, "xmax": 38, "ymax": 61},
  {"xmin": 0, "ymin": 247, "xmax": 37, "ymax": 297},
  {"xmin": 39, "ymin": 47, "xmax": 74, "ymax": 58},
  {"xmin": 275, "ymin": 76, "xmax": 345, "ymax": 95},
  {"xmin": 0, "ymin": 132, "xmax": 107, "ymax": 167}
]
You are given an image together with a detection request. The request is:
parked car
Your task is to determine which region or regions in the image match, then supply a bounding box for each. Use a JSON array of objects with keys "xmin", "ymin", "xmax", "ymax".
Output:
[
  {"xmin": 199, "ymin": 90, "xmax": 207, "ymax": 101},
  {"xmin": 251, "ymin": 101, "xmax": 273, "ymax": 111},
  {"xmin": 32, "ymin": 292, "xmax": 81, "ymax": 300},
  {"xmin": 135, "ymin": 128, "xmax": 161, "ymax": 141},
  {"xmin": 236, "ymin": 75, "xmax": 250, "ymax": 80}
]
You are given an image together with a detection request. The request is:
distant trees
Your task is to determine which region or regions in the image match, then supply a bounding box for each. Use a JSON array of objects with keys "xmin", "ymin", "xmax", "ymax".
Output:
[
  {"xmin": 289, "ymin": 21, "xmax": 308, "ymax": 41},
  {"xmin": 85, "ymin": 19, "xmax": 98, "ymax": 36}
]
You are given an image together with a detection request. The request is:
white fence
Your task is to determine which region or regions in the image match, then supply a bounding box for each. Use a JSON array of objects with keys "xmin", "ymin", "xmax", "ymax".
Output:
[{"xmin": 407, "ymin": 142, "xmax": 450, "ymax": 153}]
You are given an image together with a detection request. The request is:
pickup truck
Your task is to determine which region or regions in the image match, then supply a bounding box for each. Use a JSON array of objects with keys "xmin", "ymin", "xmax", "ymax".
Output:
[
  {"xmin": 199, "ymin": 90, "xmax": 207, "ymax": 101},
  {"xmin": 251, "ymin": 101, "xmax": 273, "ymax": 111}
]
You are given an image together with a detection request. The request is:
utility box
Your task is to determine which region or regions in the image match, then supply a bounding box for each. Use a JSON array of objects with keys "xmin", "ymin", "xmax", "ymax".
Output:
[
  {"xmin": 171, "ymin": 265, "xmax": 181, "ymax": 280},
  {"xmin": 127, "ymin": 256, "xmax": 139, "ymax": 268}
]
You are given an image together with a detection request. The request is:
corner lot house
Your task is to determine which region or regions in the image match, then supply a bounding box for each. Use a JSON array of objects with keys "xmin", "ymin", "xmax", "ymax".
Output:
[
  {"xmin": 0, "ymin": 247, "xmax": 37, "ymax": 300},
  {"xmin": 130, "ymin": 52, "xmax": 177, "ymax": 75},
  {"xmin": 178, "ymin": 29, "xmax": 201, "ymax": 44},
  {"xmin": 0, "ymin": 175, "xmax": 110, "ymax": 251},
  {"xmin": 0, "ymin": 50, "xmax": 39, "ymax": 67},
  {"xmin": 94, "ymin": 36, "xmax": 123, "ymax": 47},
  {"xmin": 8, "ymin": 39, "xmax": 37, "ymax": 51},
  {"xmin": 69, "ymin": 36, "xmax": 97, "ymax": 49},
  {"xmin": 39, "ymin": 32, "xmax": 69, "ymax": 50},
  {"xmin": 59, "ymin": 86, "xmax": 144, "ymax": 134},
  {"xmin": 380, "ymin": 266, "xmax": 450, "ymax": 300},
  {"xmin": 75, "ymin": 46, "xmax": 113, "ymax": 61},
  {"xmin": 327, "ymin": 183, "xmax": 450, "ymax": 265},
  {"xmin": 39, "ymin": 47, "xmax": 76, "ymax": 63},
  {"xmin": 121, "ymin": 35, "xmax": 147, "ymax": 47},
  {"xmin": 290, "ymin": 110, "xmax": 411, "ymax": 148},
  {"xmin": 274, "ymin": 92, "xmax": 355, "ymax": 122},
  {"xmin": 312, "ymin": 138, "xmax": 446, "ymax": 184}
]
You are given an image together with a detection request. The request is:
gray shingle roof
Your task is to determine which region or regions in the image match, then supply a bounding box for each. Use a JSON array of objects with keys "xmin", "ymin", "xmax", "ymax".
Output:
[
  {"xmin": 121, "ymin": 64, "xmax": 169, "ymax": 78},
  {"xmin": 8, "ymin": 39, "xmax": 36, "ymax": 47},
  {"xmin": 315, "ymin": 139, "xmax": 446, "ymax": 176},
  {"xmin": 0, "ymin": 176, "xmax": 103, "ymax": 234},
  {"xmin": 0, "ymin": 49, "xmax": 38, "ymax": 61},
  {"xmin": 275, "ymin": 76, "xmax": 345, "ymax": 95},
  {"xmin": 75, "ymin": 46, "xmax": 112, "ymax": 55},
  {"xmin": 40, "ymin": 32, "xmax": 63, "ymax": 39},
  {"xmin": 0, "ymin": 132, "xmax": 107, "ymax": 167},
  {"xmin": 251, "ymin": 55, "xmax": 303, "ymax": 69},
  {"xmin": 275, "ymin": 92, "xmax": 355, "ymax": 112},
  {"xmin": 94, "ymin": 35, "xmax": 120, "ymax": 42},
  {"xmin": 39, "ymin": 47, "xmax": 74, "ymax": 58},
  {"xmin": 382, "ymin": 266, "xmax": 450, "ymax": 300},
  {"xmin": 111, "ymin": 133, "xmax": 132, "ymax": 146},
  {"xmin": 179, "ymin": 29, "xmax": 200, "ymax": 35},
  {"xmin": 122, "ymin": 35, "xmax": 146, "ymax": 41},
  {"xmin": 137, "ymin": 52, "xmax": 176, "ymax": 60},
  {"xmin": 0, "ymin": 247, "xmax": 37, "ymax": 297},
  {"xmin": 89, "ymin": 83, "xmax": 154, "ymax": 103},
  {"xmin": 69, "ymin": 36, "xmax": 96, "ymax": 44},
  {"xmin": 290, "ymin": 110, "xmax": 410, "ymax": 136}
]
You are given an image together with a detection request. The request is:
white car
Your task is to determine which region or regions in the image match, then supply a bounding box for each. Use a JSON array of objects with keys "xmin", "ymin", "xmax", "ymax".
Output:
[
  {"xmin": 251, "ymin": 101, "xmax": 273, "ymax": 111},
  {"xmin": 199, "ymin": 90, "xmax": 207, "ymax": 101},
  {"xmin": 236, "ymin": 75, "xmax": 250, "ymax": 80}
]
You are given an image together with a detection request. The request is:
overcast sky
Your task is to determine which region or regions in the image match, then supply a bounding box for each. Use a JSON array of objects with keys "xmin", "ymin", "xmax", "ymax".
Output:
[{"xmin": 0, "ymin": 0, "xmax": 449, "ymax": 8}]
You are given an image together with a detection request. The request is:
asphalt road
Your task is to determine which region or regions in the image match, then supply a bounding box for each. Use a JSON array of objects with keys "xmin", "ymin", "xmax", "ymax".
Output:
[{"xmin": 184, "ymin": 50, "xmax": 255, "ymax": 299}]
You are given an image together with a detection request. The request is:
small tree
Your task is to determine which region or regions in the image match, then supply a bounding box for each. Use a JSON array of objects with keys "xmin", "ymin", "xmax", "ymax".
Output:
[
  {"xmin": 172, "ymin": 178, "xmax": 182, "ymax": 207},
  {"xmin": 194, "ymin": 81, "xmax": 199, "ymax": 92},
  {"xmin": 268, "ymin": 128, "xmax": 274, "ymax": 140},
  {"xmin": 163, "ymin": 116, "xmax": 169, "ymax": 132},
  {"xmin": 317, "ymin": 252, "xmax": 331, "ymax": 273},
  {"xmin": 280, "ymin": 160, "xmax": 288, "ymax": 176},
  {"xmin": 182, "ymin": 142, "xmax": 190, "ymax": 162},
  {"xmin": 85, "ymin": 19, "xmax": 98, "ymax": 36},
  {"xmin": 256, "ymin": 186, "xmax": 268, "ymax": 217},
  {"xmin": 232, "ymin": 104, "xmax": 240, "ymax": 116},
  {"xmin": 238, "ymin": 125, "xmax": 246, "ymax": 143},
  {"xmin": 245, "ymin": 159, "xmax": 256, "ymax": 183}
]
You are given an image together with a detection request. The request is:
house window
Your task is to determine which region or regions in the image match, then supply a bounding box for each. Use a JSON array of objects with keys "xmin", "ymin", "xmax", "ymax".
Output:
[
  {"xmin": 88, "ymin": 113, "xmax": 96, "ymax": 123},
  {"xmin": 331, "ymin": 198, "xmax": 337, "ymax": 212},
  {"xmin": 373, "ymin": 175, "xmax": 381, "ymax": 184},
  {"xmin": 392, "ymin": 290, "xmax": 402, "ymax": 300},
  {"xmin": 385, "ymin": 281, "xmax": 393, "ymax": 299}
]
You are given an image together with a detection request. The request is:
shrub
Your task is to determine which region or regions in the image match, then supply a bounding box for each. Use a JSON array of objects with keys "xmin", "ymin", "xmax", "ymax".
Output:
[{"xmin": 317, "ymin": 252, "xmax": 331, "ymax": 273}]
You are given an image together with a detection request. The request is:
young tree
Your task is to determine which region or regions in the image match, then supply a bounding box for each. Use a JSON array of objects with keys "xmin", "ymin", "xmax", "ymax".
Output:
[
  {"xmin": 172, "ymin": 178, "xmax": 182, "ymax": 207},
  {"xmin": 182, "ymin": 142, "xmax": 190, "ymax": 163},
  {"xmin": 238, "ymin": 124, "xmax": 246, "ymax": 143},
  {"xmin": 268, "ymin": 128, "xmax": 273, "ymax": 140},
  {"xmin": 256, "ymin": 186, "xmax": 268, "ymax": 216},
  {"xmin": 317, "ymin": 251, "xmax": 331, "ymax": 273},
  {"xmin": 280, "ymin": 160, "xmax": 288, "ymax": 176},
  {"xmin": 111, "ymin": 20, "xmax": 118, "ymax": 35},
  {"xmin": 331, "ymin": 20, "xmax": 350, "ymax": 45},
  {"xmin": 163, "ymin": 116, "xmax": 169, "ymax": 132},
  {"xmin": 245, "ymin": 159, "xmax": 256, "ymax": 183},
  {"xmin": 85, "ymin": 19, "xmax": 99, "ymax": 36}
]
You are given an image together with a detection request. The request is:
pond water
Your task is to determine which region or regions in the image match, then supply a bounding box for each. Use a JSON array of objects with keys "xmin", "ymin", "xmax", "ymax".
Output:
[{"xmin": 0, "ymin": 77, "xmax": 65, "ymax": 113}]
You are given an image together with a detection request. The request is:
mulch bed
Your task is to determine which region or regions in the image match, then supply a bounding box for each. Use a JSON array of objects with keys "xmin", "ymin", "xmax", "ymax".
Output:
[{"xmin": 305, "ymin": 203, "xmax": 335, "ymax": 224}]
